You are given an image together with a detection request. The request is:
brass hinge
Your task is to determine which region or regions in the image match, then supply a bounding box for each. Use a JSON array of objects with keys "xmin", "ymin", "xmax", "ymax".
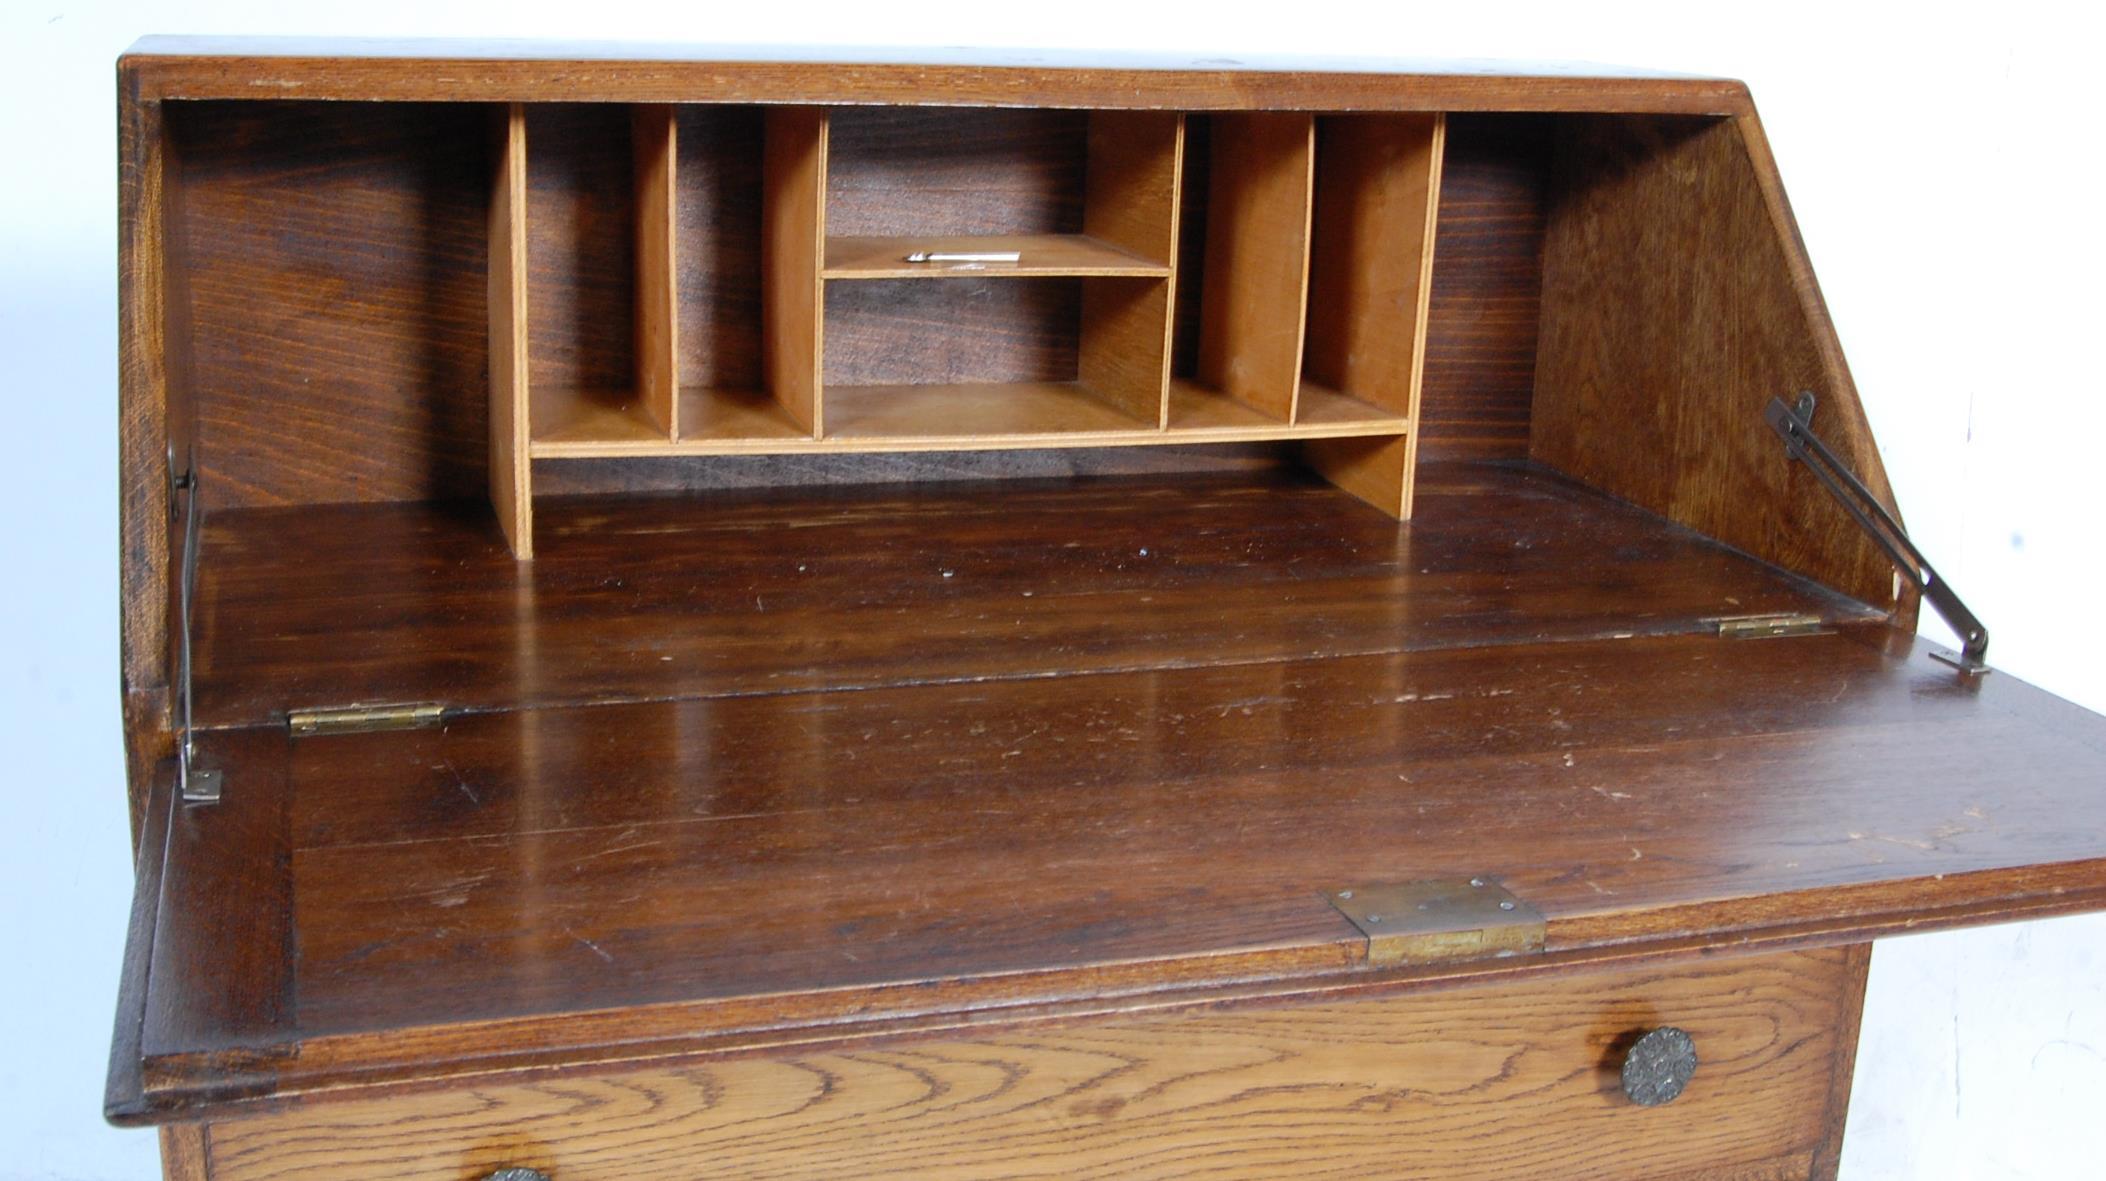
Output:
[
  {"xmin": 1707, "ymin": 612, "xmax": 1828, "ymax": 640},
  {"xmin": 287, "ymin": 702, "xmax": 447, "ymax": 737},
  {"xmin": 1326, "ymin": 876, "xmax": 1547, "ymax": 967}
]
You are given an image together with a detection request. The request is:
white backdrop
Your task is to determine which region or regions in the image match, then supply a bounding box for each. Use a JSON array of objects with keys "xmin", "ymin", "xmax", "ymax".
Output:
[{"xmin": 3, "ymin": 3, "xmax": 2101, "ymax": 1178}]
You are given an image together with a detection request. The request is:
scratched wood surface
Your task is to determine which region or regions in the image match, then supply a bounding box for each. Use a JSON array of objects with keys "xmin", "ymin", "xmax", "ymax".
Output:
[
  {"xmin": 185, "ymin": 463, "xmax": 1876, "ymax": 728},
  {"xmin": 115, "ymin": 467, "xmax": 2106, "ymax": 1122},
  {"xmin": 204, "ymin": 949, "xmax": 1854, "ymax": 1181}
]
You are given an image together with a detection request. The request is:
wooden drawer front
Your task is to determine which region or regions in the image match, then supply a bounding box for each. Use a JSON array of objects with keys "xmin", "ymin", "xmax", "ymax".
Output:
[{"xmin": 203, "ymin": 949, "xmax": 1856, "ymax": 1181}]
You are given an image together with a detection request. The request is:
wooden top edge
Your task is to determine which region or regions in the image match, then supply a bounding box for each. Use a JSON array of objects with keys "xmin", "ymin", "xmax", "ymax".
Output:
[{"xmin": 117, "ymin": 37, "xmax": 1751, "ymax": 111}]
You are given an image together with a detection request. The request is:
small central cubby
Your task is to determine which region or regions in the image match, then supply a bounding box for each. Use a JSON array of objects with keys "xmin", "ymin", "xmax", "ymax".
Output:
[{"xmin": 492, "ymin": 101, "xmax": 1448, "ymax": 557}]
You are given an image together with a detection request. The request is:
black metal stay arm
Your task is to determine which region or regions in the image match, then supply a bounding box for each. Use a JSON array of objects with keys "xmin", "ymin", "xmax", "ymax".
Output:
[{"xmin": 1764, "ymin": 392, "xmax": 1990, "ymax": 673}]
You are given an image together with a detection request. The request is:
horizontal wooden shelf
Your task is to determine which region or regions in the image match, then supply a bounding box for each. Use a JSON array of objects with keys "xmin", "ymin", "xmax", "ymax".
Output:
[
  {"xmin": 530, "ymin": 381, "xmax": 1412, "ymax": 459},
  {"xmin": 822, "ymin": 234, "xmax": 1171, "ymax": 279},
  {"xmin": 531, "ymin": 388, "xmax": 820, "ymax": 457},
  {"xmin": 528, "ymin": 386, "xmax": 665, "ymax": 450},
  {"xmin": 1168, "ymin": 378, "xmax": 1413, "ymax": 434}
]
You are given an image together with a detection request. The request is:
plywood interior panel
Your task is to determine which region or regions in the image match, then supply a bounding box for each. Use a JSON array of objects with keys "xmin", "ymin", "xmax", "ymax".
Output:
[
  {"xmin": 487, "ymin": 105, "xmax": 532, "ymax": 559},
  {"xmin": 1192, "ymin": 112, "xmax": 1315, "ymax": 422},
  {"xmin": 760, "ymin": 107, "xmax": 826, "ymax": 434}
]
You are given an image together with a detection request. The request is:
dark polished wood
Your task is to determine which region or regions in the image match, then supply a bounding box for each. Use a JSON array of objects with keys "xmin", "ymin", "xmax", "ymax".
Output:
[
  {"xmin": 123, "ymin": 39, "xmax": 1756, "ymax": 113},
  {"xmin": 114, "ymin": 464, "xmax": 2106, "ymax": 1124},
  {"xmin": 1419, "ymin": 114, "xmax": 1551, "ymax": 463},
  {"xmin": 111, "ymin": 44, "xmax": 2106, "ymax": 1181},
  {"xmin": 164, "ymin": 101, "xmax": 494, "ymax": 509},
  {"xmin": 188, "ymin": 463, "xmax": 1875, "ymax": 729}
]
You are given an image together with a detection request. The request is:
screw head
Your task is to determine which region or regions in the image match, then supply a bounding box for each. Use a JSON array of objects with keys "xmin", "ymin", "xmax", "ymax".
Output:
[
  {"xmin": 1498, "ymin": 900, "xmax": 1516, "ymax": 911},
  {"xmin": 1337, "ymin": 890, "xmax": 1353, "ymax": 899}
]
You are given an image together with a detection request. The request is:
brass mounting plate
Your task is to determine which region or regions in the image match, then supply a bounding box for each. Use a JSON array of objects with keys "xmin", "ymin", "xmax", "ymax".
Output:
[
  {"xmin": 1326, "ymin": 877, "xmax": 1546, "ymax": 967},
  {"xmin": 1706, "ymin": 612, "xmax": 1829, "ymax": 640}
]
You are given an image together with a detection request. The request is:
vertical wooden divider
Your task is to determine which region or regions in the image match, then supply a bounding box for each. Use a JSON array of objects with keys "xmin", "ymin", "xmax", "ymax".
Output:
[
  {"xmin": 633, "ymin": 105, "xmax": 679, "ymax": 439},
  {"xmin": 1303, "ymin": 113, "xmax": 1448, "ymax": 519},
  {"xmin": 1079, "ymin": 112, "xmax": 1184, "ymax": 428},
  {"xmin": 762, "ymin": 108, "xmax": 827, "ymax": 437},
  {"xmin": 1196, "ymin": 112, "xmax": 1315, "ymax": 423},
  {"xmin": 489, "ymin": 103, "xmax": 533, "ymax": 560}
]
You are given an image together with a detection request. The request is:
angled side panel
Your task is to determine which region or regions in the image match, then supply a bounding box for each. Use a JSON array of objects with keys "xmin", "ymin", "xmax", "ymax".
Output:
[{"xmin": 1532, "ymin": 113, "xmax": 1909, "ymax": 618}]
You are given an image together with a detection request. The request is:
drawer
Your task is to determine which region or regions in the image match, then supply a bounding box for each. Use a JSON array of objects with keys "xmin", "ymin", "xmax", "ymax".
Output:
[{"xmin": 197, "ymin": 947, "xmax": 1859, "ymax": 1181}]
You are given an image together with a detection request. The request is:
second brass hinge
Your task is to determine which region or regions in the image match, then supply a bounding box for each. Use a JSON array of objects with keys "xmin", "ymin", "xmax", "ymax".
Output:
[
  {"xmin": 1326, "ymin": 876, "xmax": 1546, "ymax": 967},
  {"xmin": 1707, "ymin": 612, "xmax": 1829, "ymax": 640},
  {"xmin": 287, "ymin": 702, "xmax": 447, "ymax": 737}
]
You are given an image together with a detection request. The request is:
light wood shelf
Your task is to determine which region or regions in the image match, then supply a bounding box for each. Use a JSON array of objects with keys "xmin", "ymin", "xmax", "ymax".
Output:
[
  {"xmin": 823, "ymin": 234, "xmax": 1171, "ymax": 279},
  {"xmin": 528, "ymin": 387, "xmax": 667, "ymax": 452},
  {"xmin": 492, "ymin": 101, "xmax": 1440, "ymax": 553}
]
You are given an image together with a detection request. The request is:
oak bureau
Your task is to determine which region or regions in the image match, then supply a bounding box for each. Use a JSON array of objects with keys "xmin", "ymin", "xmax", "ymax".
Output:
[{"xmin": 107, "ymin": 38, "xmax": 2106, "ymax": 1181}]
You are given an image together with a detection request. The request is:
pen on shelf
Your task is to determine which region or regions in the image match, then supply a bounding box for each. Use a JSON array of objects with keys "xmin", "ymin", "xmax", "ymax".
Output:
[{"xmin": 904, "ymin": 251, "xmax": 1024, "ymax": 263}]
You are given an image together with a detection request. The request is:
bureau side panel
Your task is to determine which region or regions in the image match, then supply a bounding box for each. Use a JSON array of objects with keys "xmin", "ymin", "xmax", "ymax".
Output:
[{"xmin": 1532, "ymin": 114, "xmax": 1911, "ymax": 619}]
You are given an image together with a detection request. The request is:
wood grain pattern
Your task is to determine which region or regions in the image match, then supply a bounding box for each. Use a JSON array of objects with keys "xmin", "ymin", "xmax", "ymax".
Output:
[
  {"xmin": 1078, "ymin": 278, "xmax": 1174, "ymax": 425},
  {"xmin": 183, "ymin": 463, "xmax": 1876, "ymax": 727},
  {"xmin": 761, "ymin": 107, "xmax": 826, "ymax": 434},
  {"xmin": 139, "ymin": 728, "xmax": 293, "ymax": 1069},
  {"xmin": 1533, "ymin": 115, "xmax": 1905, "ymax": 616},
  {"xmin": 1303, "ymin": 432, "xmax": 1414, "ymax": 517},
  {"xmin": 1811, "ymin": 942, "xmax": 1873, "ymax": 1178},
  {"xmin": 204, "ymin": 950, "xmax": 1852, "ymax": 1181},
  {"xmin": 164, "ymin": 101, "xmax": 492, "ymax": 508},
  {"xmin": 525, "ymin": 386, "xmax": 1403, "ymax": 458},
  {"xmin": 123, "ymin": 616, "xmax": 2106, "ymax": 1117},
  {"xmin": 117, "ymin": 81, "xmax": 179, "ymax": 835},
  {"xmin": 1417, "ymin": 114, "xmax": 1553, "ymax": 463},
  {"xmin": 160, "ymin": 1124, "xmax": 208, "ymax": 1181},
  {"xmin": 487, "ymin": 106, "xmax": 532, "ymax": 559},
  {"xmin": 1083, "ymin": 110, "xmax": 1184, "ymax": 264},
  {"xmin": 1195, "ymin": 113, "xmax": 1315, "ymax": 421},
  {"xmin": 823, "ymin": 277, "xmax": 1080, "ymax": 388},
  {"xmin": 1305, "ymin": 113, "xmax": 1446, "ymax": 416},
  {"xmin": 631, "ymin": 104, "xmax": 677, "ymax": 437},
  {"xmin": 827, "ymin": 107, "xmax": 1086, "ymax": 238},
  {"xmin": 533, "ymin": 444, "xmax": 1293, "ymax": 498},
  {"xmin": 122, "ymin": 41, "xmax": 1757, "ymax": 115},
  {"xmin": 671, "ymin": 105, "xmax": 765, "ymax": 395},
  {"xmin": 525, "ymin": 105, "xmax": 637, "ymax": 411},
  {"xmin": 1302, "ymin": 112, "xmax": 1446, "ymax": 518}
]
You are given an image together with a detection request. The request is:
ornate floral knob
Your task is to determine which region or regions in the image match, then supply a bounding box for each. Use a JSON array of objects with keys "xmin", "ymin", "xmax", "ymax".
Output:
[
  {"xmin": 481, "ymin": 1169, "xmax": 550, "ymax": 1181},
  {"xmin": 1620, "ymin": 1027, "xmax": 1698, "ymax": 1106}
]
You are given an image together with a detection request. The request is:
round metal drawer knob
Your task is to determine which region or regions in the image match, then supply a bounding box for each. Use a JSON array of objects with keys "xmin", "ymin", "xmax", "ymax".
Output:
[
  {"xmin": 482, "ymin": 1170, "xmax": 551, "ymax": 1181},
  {"xmin": 1620, "ymin": 1026, "xmax": 1698, "ymax": 1106}
]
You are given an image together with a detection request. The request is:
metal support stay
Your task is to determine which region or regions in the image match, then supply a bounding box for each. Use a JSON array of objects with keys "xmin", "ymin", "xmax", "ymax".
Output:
[
  {"xmin": 172, "ymin": 448, "xmax": 220, "ymax": 803},
  {"xmin": 1765, "ymin": 392, "xmax": 1990, "ymax": 674}
]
